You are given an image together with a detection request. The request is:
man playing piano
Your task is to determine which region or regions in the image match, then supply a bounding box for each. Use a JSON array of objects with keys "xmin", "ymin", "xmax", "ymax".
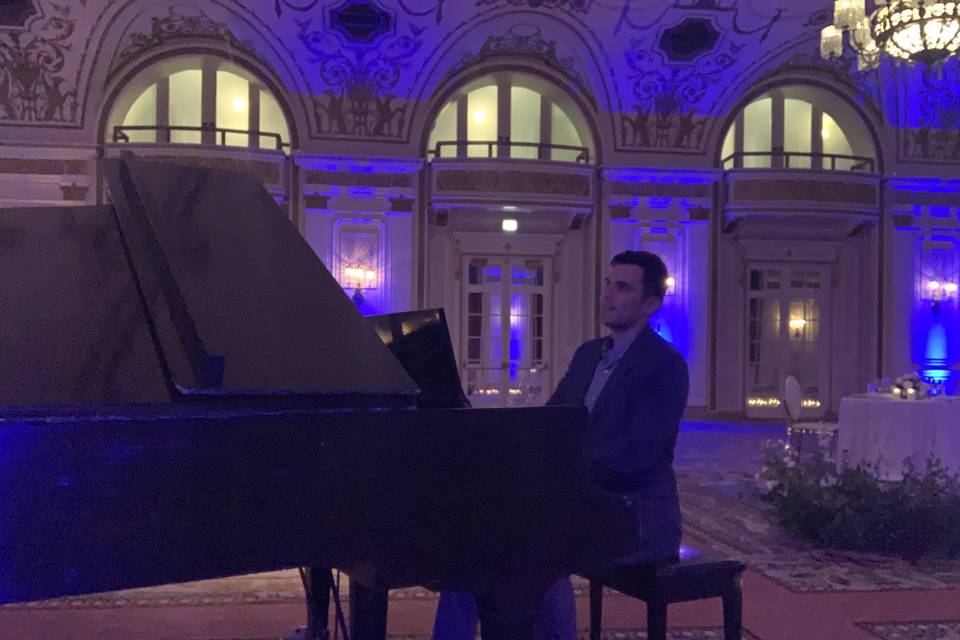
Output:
[{"xmin": 433, "ymin": 250, "xmax": 689, "ymax": 640}]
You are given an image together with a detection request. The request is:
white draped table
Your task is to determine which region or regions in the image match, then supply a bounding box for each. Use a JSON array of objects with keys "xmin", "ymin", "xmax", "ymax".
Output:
[{"xmin": 837, "ymin": 394, "xmax": 960, "ymax": 480}]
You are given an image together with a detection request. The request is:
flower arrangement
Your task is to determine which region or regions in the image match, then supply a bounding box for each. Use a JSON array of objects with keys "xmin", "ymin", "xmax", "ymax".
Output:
[
  {"xmin": 891, "ymin": 372, "xmax": 932, "ymax": 399},
  {"xmin": 757, "ymin": 440, "xmax": 960, "ymax": 560},
  {"xmin": 869, "ymin": 372, "xmax": 943, "ymax": 399}
]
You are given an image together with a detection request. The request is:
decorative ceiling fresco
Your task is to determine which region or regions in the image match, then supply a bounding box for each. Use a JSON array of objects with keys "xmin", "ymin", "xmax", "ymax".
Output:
[
  {"xmin": 0, "ymin": 0, "xmax": 956, "ymax": 165},
  {"xmin": 0, "ymin": 0, "xmax": 39, "ymax": 27}
]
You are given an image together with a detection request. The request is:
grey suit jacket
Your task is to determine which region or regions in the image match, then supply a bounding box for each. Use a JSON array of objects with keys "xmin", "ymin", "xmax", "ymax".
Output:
[{"xmin": 547, "ymin": 325, "xmax": 689, "ymax": 562}]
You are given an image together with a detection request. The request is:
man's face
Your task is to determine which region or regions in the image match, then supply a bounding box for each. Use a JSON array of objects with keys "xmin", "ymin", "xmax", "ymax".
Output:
[{"xmin": 600, "ymin": 263, "xmax": 662, "ymax": 331}]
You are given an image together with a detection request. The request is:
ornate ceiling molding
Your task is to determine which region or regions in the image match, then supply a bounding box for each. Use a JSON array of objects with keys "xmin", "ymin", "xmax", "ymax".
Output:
[
  {"xmin": 108, "ymin": 5, "xmax": 255, "ymax": 76},
  {"xmin": 297, "ymin": 6, "xmax": 421, "ymax": 140},
  {"xmin": 447, "ymin": 23, "xmax": 591, "ymax": 101}
]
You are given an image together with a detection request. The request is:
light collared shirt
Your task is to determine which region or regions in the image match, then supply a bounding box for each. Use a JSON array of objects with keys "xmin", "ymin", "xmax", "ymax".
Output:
[{"xmin": 583, "ymin": 329, "xmax": 643, "ymax": 413}]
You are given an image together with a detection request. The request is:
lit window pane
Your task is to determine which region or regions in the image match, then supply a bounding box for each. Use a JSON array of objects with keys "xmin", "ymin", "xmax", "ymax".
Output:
[
  {"xmin": 217, "ymin": 70, "xmax": 249, "ymax": 147},
  {"xmin": 122, "ymin": 84, "xmax": 156, "ymax": 143},
  {"xmin": 822, "ymin": 112, "xmax": 854, "ymax": 169},
  {"xmin": 169, "ymin": 69, "xmax": 202, "ymax": 144},
  {"xmin": 721, "ymin": 123, "xmax": 735, "ymax": 168},
  {"xmin": 511, "ymin": 86, "xmax": 540, "ymax": 159},
  {"xmin": 551, "ymin": 103, "xmax": 582, "ymax": 161},
  {"xmin": 467, "ymin": 85, "xmax": 498, "ymax": 158},
  {"xmin": 742, "ymin": 97, "xmax": 771, "ymax": 168},
  {"xmin": 259, "ymin": 90, "xmax": 289, "ymax": 150},
  {"xmin": 428, "ymin": 100, "xmax": 457, "ymax": 158},
  {"xmin": 784, "ymin": 98, "xmax": 812, "ymax": 169}
]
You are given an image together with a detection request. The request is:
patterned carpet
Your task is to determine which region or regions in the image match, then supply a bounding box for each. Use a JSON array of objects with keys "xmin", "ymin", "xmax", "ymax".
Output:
[{"xmin": 859, "ymin": 621, "xmax": 960, "ymax": 640}]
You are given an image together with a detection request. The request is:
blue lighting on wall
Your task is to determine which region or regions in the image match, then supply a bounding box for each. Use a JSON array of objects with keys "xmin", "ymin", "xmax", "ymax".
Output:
[
  {"xmin": 889, "ymin": 178, "xmax": 960, "ymax": 194},
  {"xmin": 348, "ymin": 186, "xmax": 377, "ymax": 198},
  {"xmin": 652, "ymin": 316, "xmax": 673, "ymax": 344},
  {"xmin": 913, "ymin": 303, "xmax": 957, "ymax": 391},
  {"xmin": 604, "ymin": 168, "xmax": 715, "ymax": 184},
  {"xmin": 299, "ymin": 157, "xmax": 421, "ymax": 174},
  {"xmin": 922, "ymin": 319, "xmax": 950, "ymax": 384}
]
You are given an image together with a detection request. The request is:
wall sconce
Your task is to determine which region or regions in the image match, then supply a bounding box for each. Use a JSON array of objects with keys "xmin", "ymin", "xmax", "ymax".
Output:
[
  {"xmin": 342, "ymin": 265, "xmax": 377, "ymax": 306},
  {"xmin": 665, "ymin": 276, "xmax": 676, "ymax": 295},
  {"xmin": 921, "ymin": 279, "xmax": 958, "ymax": 315},
  {"xmin": 789, "ymin": 317, "xmax": 807, "ymax": 338}
]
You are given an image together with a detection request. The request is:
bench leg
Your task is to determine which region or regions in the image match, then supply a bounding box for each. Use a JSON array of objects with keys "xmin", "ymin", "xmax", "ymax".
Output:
[
  {"xmin": 589, "ymin": 580, "xmax": 603, "ymax": 640},
  {"xmin": 722, "ymin": 575, "xmax": 744, "ymax": 640},
  {"xmin": 646, "ymin": 599, "xmax": 667, "ymax": 640}
]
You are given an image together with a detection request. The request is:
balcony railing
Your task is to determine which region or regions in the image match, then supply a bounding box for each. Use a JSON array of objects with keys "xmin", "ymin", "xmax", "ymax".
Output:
[
  {"xmin": 429, "ymin": 140, "xmax": 591, "ymax": 164},
  {"xmin": 112, "ymin": 124, "xmax": 289, "ymax": 152},
  {"xmin": 721, "ymin": 150, "xmax": 874, "ymax": 173}
]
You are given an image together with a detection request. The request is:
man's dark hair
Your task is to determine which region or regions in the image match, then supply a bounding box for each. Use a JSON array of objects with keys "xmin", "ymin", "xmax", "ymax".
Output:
[{"xmin": 611, "ymin": 250, "xmax": 669, "ymax": 299}]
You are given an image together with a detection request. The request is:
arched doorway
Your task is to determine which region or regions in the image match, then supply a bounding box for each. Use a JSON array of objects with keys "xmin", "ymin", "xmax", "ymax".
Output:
[
  {"xmin": 714, "ymin": 83, "xmax": 881, "ymax": 418},
  {"xmin": 423, "ymin": 70, "xmax": 597, "ymax": 407}
]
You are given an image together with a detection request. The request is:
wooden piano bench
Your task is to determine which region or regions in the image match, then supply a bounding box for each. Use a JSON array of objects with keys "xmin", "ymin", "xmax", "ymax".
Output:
[{"xmin": 580, "ymin": 556, "xmax": 747, "ymax": 640}]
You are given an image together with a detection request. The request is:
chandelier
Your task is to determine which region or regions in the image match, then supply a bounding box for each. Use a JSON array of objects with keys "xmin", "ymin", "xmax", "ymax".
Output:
[{"xmin": 820, "ymin": 1, "xmax": 960, "ymax": 69}]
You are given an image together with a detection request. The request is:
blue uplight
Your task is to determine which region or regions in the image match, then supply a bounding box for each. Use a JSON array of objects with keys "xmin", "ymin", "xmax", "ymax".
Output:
[{"xmin": 922, "ymin": 319, "xmax": 951, "ymax": 383}]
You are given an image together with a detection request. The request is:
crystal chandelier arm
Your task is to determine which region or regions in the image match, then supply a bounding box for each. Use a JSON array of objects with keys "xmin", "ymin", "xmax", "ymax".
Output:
[
  {"xmin": 821, "ymin": 24, "xmax": 844, "ymax": 58},
  {"xmin": 834, "ymin": 0, "xmax": 867, "ymax": 31},
  {"xmin": 852, "ymin": 16, "xmax": 877, "ymax": 51}
]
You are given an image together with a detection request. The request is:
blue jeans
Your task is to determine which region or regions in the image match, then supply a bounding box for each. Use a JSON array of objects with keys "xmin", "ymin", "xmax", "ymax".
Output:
[{"xmin": 432, "ymin": 578, "xmax": 576, "ymax": 640}]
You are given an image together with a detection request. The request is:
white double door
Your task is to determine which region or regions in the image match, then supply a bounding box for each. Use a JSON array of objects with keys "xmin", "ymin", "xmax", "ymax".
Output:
[
  {"xmin": 746, "ymin": 263, "xmax": 831, "ymax": 415},
  {"xmin": 461, "ymin": 255, "xmax": 552, "ymax": 408}
]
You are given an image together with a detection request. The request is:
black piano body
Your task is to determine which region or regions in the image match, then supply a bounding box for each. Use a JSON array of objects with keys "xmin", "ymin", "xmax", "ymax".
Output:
[{"xmin": 0, "ymin": 158, "xmax": 636, "ymax": 637}]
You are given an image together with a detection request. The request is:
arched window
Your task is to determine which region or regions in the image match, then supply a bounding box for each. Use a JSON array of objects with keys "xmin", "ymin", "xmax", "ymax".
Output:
[
  {"xmin": 106, "ymin": 55, "xmax": 291, "ymax": 151},
  {"xmin": 720, "ymin": 85, "xmax": 875, "ymax": 172},
  {"xmin": 427, "ymin": 73, "xmax": 594, "ymax": 163}
]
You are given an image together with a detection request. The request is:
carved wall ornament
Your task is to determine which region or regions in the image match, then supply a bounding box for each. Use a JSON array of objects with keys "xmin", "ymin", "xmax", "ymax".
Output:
[
  {"xmin": 732, "ymin": 179, "xmax": 877, "ymax": 205},
  {"xmin": 435, "ymin": 169, "xmax": 590, "ymax": 196},
  {"xmin": 395, "ymin": 0, "xmax": 447, "ymax": 25},
  {"xmin": 776, "ymin": 47, "xmax": 876, "ymax": 95},
  {"xmin": 305, "ymin": 169, "xmax": 413, "ymax": 188},
  {"xmin": 298, "ymin": 12, "xmax": 422, "ymax": 139},
  {"xmin": 615, "ymin": 0, "xmax": 784, "ymax": 43},
  {"xmin": 278, "ymin": 0, "xmax": 434, "ymax": 27},
  {"xmin": 612, "ymin": 180, "xmax": 711, "ymax": 198},
  {"xmin": 900, "ymin": 60, "xmax": 960, "ymax": 163},
  {"xmin": 448, "ymin": 24, "xmax": 589, "ymax": 99},
  {"xmin": 475, "ymin": 0, "xmax": 594, "ymax": 13},
  {"xmin": 329, "ymin": 1, "xmax": 394, "ymax": 44},
  {"xmin": 614, "ymin": 0, "xmax": 787, "ymax": 152},
  {"xmin": 110, "ymin": 5, "xmax": 254, "ymax": 74},
  {"xmin": 274, "ymin": 0, "xmax": 325, "ymax": 18},
  {"xmin": 0, "ymin": 2, "xmax": 77, "ymax": 123},
  {"xmin": 619, "ymin": 42, "xmax": 738, "ymax": 151},
  {"xmin": 659, "ymin": 17, "xmax": 721, "ymax": 62}
]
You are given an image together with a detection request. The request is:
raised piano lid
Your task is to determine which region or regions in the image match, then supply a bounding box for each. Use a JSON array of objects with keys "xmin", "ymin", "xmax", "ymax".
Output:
[
  {"xmin": 0, "ymin": 158, "xmax": 418, "ymax": 407},
  {"xmin": 0, "ymin": 205, "xmax": 171, "ymax": 406},
  {"xmin": 368, "ymin": 308, "xmax": 471, "ymax": 409}
]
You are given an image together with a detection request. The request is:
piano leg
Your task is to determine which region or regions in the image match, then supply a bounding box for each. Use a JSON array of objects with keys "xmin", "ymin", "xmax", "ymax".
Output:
[
  {"xmin": 302, "ymin": 567, "xmax": 332, "ymax": 640},
  {"xmin": 349, "ymin": 582, "xmax": 389, "ymax": 640}
]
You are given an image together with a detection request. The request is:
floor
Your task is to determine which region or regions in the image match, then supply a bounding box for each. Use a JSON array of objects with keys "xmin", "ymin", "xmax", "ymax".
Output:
[{"xmin": 2, "ymin": 420, "xmax": 959, "ymax": 640}]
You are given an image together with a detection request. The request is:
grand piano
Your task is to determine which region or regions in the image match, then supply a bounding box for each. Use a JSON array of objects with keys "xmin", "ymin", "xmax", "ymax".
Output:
[{"xmin": 0, "ymin": 158, "xmax": 636, "ymax": 639}]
